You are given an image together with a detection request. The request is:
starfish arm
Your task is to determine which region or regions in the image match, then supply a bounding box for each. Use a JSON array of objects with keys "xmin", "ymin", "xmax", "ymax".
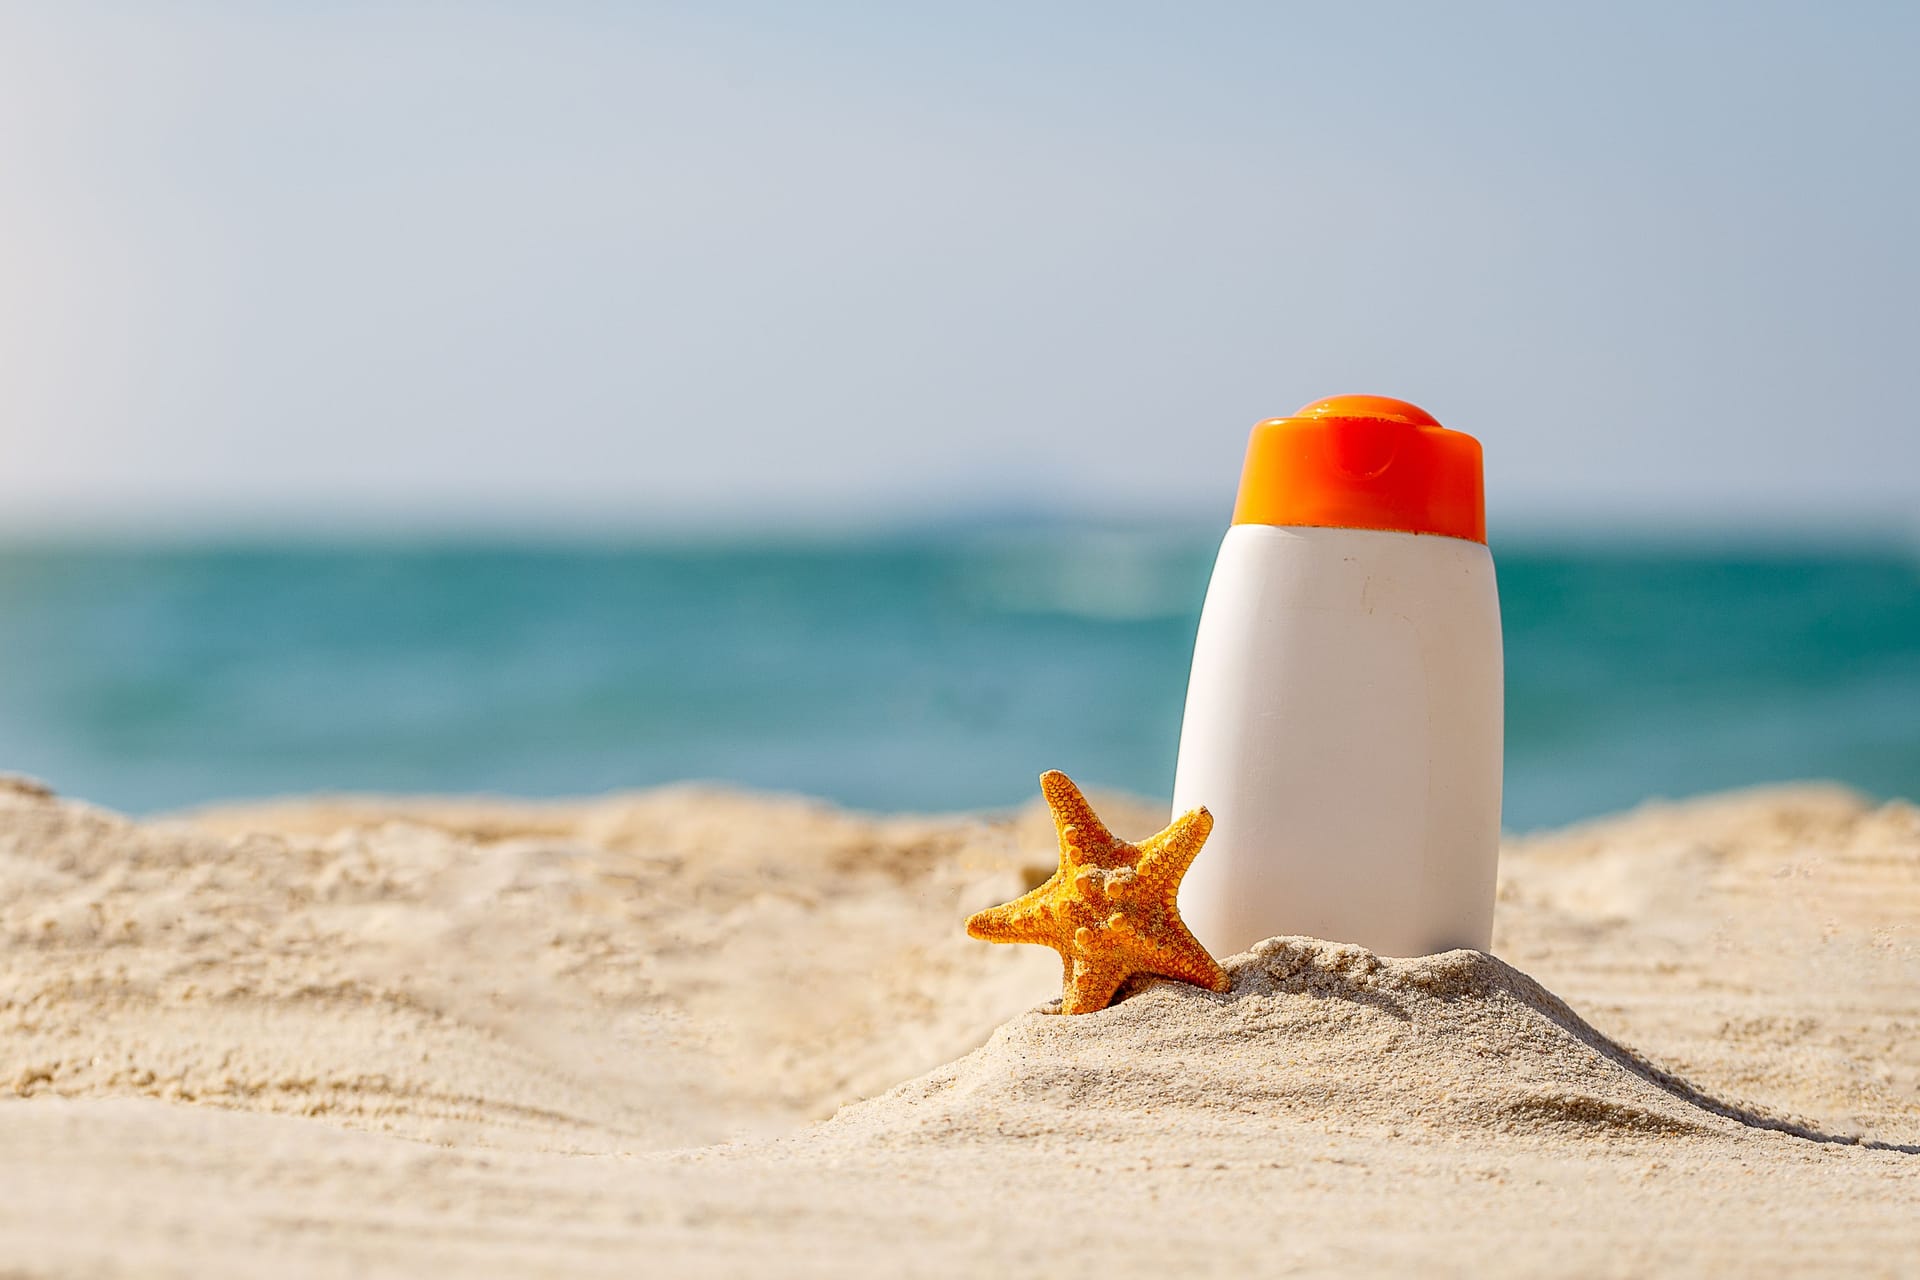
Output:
[
  {"xmin": 1110, "ymin": 917, "xmax": 1231, "ymax": 993},
  {"xmin": 1135, "ymin": 806, "xmax": 1213, "ymax": 882},
  {"xmin": 1146, "ymin": 931, "xmax": 1231, "ymax": 992},
  {"xmin": 1060, "ymin": 954, "xmax": 1128, "ymax": 1016},
  {"xmin": 965, "ymin": 878, "xmax": 1065, "ymax": 946},
  {"xmin": 1038, "ymin": 770, "xmax": 1115, "ymax": 861}
]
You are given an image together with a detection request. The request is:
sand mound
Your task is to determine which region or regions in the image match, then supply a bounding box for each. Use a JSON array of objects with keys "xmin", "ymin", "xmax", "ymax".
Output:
[{"xmin": 823, "ymin": 937, "xmax": 1869, "ymax": 1153}]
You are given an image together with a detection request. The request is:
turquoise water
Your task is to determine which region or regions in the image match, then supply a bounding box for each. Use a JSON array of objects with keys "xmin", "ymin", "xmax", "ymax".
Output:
[{"xmin": 0, "ymin": 530, "xmax": 1914, "ymax": 829}]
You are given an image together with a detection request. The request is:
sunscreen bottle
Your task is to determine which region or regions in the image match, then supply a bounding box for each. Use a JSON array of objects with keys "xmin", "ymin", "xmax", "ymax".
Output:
[{"xmin": 1171, "ymin": 395, "xmax": 1502, "ymax": 958}]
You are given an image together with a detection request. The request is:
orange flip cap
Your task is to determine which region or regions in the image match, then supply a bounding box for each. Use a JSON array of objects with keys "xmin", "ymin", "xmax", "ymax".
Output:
[{"xmin": 1231, "ymin": 394, "xmax": 1485, "ymax": 543}]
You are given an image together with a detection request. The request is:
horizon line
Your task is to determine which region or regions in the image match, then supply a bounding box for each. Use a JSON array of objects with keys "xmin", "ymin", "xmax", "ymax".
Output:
[{"xmin": 0, "ymin": 504, "xmax": 1913, "ymax": 554}]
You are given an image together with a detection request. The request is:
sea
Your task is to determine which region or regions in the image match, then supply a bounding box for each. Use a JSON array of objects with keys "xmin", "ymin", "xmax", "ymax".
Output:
[{"xmin": 0, "ymin": 527, "xmax": 1914, "ymax": 831}]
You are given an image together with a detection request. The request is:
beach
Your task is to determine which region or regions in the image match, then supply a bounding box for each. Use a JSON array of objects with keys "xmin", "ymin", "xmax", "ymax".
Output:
[
  {"xmin": 6, "ymin": 1, "xmax": 1917, "ymax": 1273},
  {"xmin": 1, "ymin": 773, "xmax": 1914, "ymax": 1276}
]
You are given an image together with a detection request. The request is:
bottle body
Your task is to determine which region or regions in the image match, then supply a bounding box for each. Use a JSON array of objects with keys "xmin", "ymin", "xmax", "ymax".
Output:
[{"xmin": 1171, "ymin": 523, "xmax": 1503, "ymax": 958}]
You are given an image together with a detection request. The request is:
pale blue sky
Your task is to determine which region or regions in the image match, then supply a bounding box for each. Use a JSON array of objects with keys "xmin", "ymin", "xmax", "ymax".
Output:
[{"xmin": 1, "ymin": 3, "xmax": 1915, "ymax": 532}]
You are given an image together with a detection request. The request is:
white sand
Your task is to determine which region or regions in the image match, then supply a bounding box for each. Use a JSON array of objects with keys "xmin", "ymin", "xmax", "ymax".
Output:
[{"xmin": 1, "ymin": 773, "xmax": 1915, "ymax": 1275}]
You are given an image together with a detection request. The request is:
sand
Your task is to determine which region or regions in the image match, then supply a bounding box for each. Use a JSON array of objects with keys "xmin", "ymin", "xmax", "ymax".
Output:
[{"xmin": 0, "ymin": 772, "xmax": 1915, "ymax": 1275}]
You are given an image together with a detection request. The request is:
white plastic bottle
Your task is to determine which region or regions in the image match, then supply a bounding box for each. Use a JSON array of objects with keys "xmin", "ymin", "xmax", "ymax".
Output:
[{"xmin": 1171, "ymin": 395, "xmax": 1503, "ymax": 958}]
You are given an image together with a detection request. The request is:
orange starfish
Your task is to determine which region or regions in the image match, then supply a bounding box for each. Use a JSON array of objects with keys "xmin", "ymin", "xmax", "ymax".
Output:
[{"xmin": 966, "ymin": 770, "xmax": 1230, "ymax": 1014}]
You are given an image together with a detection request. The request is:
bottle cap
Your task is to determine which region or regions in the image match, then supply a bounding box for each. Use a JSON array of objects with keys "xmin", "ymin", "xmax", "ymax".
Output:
[{"xmin": 1230, "ymin": 395, "xmax": 1485, "ymax": 542}]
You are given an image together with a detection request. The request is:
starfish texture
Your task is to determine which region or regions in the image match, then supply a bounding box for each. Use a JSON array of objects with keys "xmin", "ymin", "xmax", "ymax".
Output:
[{"xmin": 966, "ymin": 770, "xmax": 1230, "ymax": 1015}]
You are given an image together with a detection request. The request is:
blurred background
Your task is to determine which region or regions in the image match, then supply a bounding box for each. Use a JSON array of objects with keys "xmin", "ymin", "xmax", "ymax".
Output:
[{"xmin": 0, "ymin": 4, "xmax": 1915, "ymax": 827}]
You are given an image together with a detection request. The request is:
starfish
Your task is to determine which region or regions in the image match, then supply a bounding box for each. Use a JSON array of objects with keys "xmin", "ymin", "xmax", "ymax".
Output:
[{"xmin": 966, "ymin": 770, "xmax": 1230, "ymax": 1014}]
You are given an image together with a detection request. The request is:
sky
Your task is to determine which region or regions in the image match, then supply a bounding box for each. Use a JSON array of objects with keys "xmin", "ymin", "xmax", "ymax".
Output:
[{"xmin": 1, "ymin": 2, "xmax": 1916, "ymax": 535}]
